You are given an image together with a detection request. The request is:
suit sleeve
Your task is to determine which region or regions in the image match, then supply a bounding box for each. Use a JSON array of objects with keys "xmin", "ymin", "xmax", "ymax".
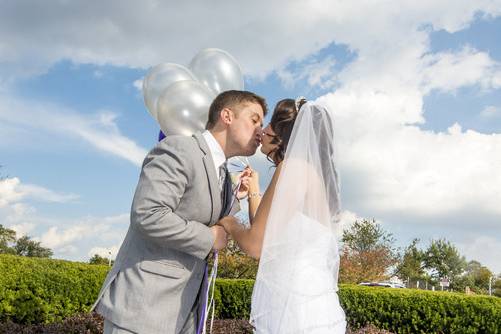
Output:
[{"xmin": 130, "ymin": 141, "xmax": 214, "ymax": 260}]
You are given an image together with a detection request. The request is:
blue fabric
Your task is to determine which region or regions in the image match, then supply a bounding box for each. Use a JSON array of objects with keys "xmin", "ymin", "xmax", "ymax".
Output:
[{"xmin": 158, "ymin": 130, "xmax": 166, "ymax": 142}]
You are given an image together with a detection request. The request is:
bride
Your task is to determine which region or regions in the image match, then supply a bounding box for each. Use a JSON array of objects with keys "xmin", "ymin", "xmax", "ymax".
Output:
[{"xmin": 219, "ymin": 98, "xmax": 347, "ymax": 333}]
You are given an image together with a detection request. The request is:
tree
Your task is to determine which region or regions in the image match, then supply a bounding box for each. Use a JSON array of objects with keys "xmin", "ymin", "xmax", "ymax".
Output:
[
  {"xmin": 1, "ymin": 224, "xmax": 53, "ymax": 257},
  {"xmin": 0, "ymin": 224, "xmax": 17, "ymax": 254},
  {"xmin": 210, "ymin": 239, "xmax": 258, "ymax": 279},
  {"xmin": 339, "ymin": 218, "xmax": 398, "ymax": 283},
  {"xmin": 457, "ymin": 260, "xmax": 494, "ymax": 294},
  {"xmin": 13, "ymin": 235, "xmax": 53, "ymax": 258},
  {"xmin": 423, "ymin": 239, "xmax": 466, "ymax": 291},
  {"xmin": 342, "ymin": 218, "xmax": 396, "ymax": 254},
  {"xmin": 493, "ymin": 274, "xmax": 501, "ymax": 298},
  {"xmin": 467, "ymin": 261, "xmax": 492, "ymax": 288},
  {"xmin": 89, "ymin": 254, "xmax": 113, "ymax": 266},
  {"xmin": 394, "ymin": 238, "xmax": 431, "ymax": 287}
]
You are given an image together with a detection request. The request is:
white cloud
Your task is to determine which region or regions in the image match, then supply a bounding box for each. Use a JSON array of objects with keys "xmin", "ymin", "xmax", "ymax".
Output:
[
  {"xmin": 0, "ymin": 96, "xmax": 148, "ymax": 166},
  {"xmin": 133, "ymin": 78, "xmax": 143, "ymax": 92},
  {"xmin": 56, "ymin": 244, "xmax": 79, "ymax": 255},
  {"xmin": 334, "ymin": 210, "xmax": 369, "ymax": 237},
  {"xmin": 457, "ymin": 236, "xmax": 501, "ymax": 274},
  {"xmin": 1, "ymin": 0, "xmax": 500, "ymax": 268},
  {"xmin": 34, "ymin": 214, "xmax": 128, "ymax": 259},
  {"xmin": 9, "ymin": 222, "xmax": 36, "ymax": 237},
  {"xmin": 40, "ymin": 225, "xmax": 96, "ymax": 249},
  {"xmin": 318, "ymin": 89, "xmax": 501, "ymax": 218},
  {"xmin": 1, "ymin": 0, "xmax": 500, "ymax": 82},
  {"xmin": 0, "ymin": 202, "xmax": 37, "ymax": 229},
  {"xmin": 0, "ymin": 178, "xmax": 24, "ymax": 206},
  {"xmin": 35, "ymin": 213, "xmax": 129, "ymax": 253},
  {"xmin": 19, "ymin": 183, "xmax": 79, "ymax": 203},
  {"xmin": 0, "ymin": 177, "xmax": 78, "ymax": 207},
  {"xmin": 421, "ymin": 47, "xmax": 501, "ymax": 94},
  {"xmin": 1, "ymin": 176, "xmax": 129, "ymax": 260},
  {"xmin": 0, "ymin": 175, "xmax": 128, "ymax": 257},
  {"xmin": 302, "ymin": 6, "xmax": 501, "ymax": 222},
  {"xmin": 481, "ymin": 105, "xmax": 500, "ymax": 118},
  {"xmin": 88, "ymin": 245, "xmax": 120, "ymax": 260},
  {"xmin": 278, "ymin": 55, "xmax": 338, "ymax": 89},
  {"xmin": 336, "ymin": 210, "xmax": 365, "ymax": 229}
]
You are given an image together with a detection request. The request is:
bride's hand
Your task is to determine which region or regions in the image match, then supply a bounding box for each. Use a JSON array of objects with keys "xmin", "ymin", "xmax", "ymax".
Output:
[
  {"xmin": 217, "ymin": 215, "xmax": 239, "ymax": 233},
  {"xmin": 236, "ymin": 167, "xmax": 252, "ymax": 200}
]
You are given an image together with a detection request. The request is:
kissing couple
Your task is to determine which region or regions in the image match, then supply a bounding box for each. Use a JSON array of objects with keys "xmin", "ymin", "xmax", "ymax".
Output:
[{"xmin": 92, "ymin": 90, "xmax": 347, "ymax": 333}]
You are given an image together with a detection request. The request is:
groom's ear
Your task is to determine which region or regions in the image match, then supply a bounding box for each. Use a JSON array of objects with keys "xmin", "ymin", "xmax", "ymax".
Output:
[{"xmin": 220, "ymin": 107, "xmax": 233, "ymax": 125}]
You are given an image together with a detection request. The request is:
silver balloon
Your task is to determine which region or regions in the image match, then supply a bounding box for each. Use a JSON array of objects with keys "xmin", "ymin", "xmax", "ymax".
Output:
[
  {"xmin": 156, "ymin": 80, "xmax": 215, "ymax": 136},
  {"xmin": 143, "ymin": 63, "xmax": 196, "ymax": 120},
  {"xmin": 189, "ymin": 48, "xmax": 244, "ymax": 95}
]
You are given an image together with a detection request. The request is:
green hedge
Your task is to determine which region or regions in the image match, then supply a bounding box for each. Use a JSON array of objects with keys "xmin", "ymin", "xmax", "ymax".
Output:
[
  {"xmin": 213, "ymin": 280, "xmax": 501, "ymax": 333},
  {"xmin": 2, "ymin": 254, "xmax": 501, "ymax": 333},
  {"xmin": 339, "ymin": 285, "xmax": 501, "ymax": 333},
  {"xmin": 0, "ymin": 254, "xmax": 108, "ymax": 324},
  {"xmin": 214, "ymin": 279, "xmax": 254, "ymax": 319}
]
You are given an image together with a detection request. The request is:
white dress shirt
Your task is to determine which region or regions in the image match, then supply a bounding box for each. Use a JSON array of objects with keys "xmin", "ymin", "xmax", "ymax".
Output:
[{"xmin": 202, "ymin": 130, "xmax": 227, "ymax": 188}]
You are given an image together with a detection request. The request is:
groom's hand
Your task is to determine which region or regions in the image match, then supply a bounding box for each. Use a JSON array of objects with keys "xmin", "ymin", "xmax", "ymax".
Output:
[{"xmin": 210, "ymin": 225, "xmax": 228, "ymax": 251}]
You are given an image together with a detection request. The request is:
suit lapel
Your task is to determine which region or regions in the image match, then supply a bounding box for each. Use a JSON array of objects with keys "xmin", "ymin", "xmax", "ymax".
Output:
[{"xmin": 193, "ymin": 132, "xmax": 221, "ymax": 226}]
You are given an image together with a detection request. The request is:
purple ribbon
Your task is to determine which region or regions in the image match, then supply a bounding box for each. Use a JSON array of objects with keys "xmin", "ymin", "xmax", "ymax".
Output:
[{"xmin": 158, "ymin": 130, "xmax": 166, "ymax": 141}]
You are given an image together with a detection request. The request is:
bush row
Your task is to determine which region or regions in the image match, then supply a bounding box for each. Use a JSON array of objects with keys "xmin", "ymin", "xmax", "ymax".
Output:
[
  {"xmin": 338, "ymin": 284, "xmax": 501, "ymax": 333},
  {"xmin": 212, "ymin": 280, "xmax": 501, "ymax": 333},
  {"xmin": 0, "ymin": 254, "xmax": 108, "ymax": 324},
  {"xmin": 1, "ymin": 254, "xmax": 500, "ymax": 333}
]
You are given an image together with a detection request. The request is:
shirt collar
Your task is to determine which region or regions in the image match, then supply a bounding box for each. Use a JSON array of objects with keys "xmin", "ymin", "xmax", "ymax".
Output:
[{"xmin": 202, "ymin": 130, "xmax": 226, "ymax": 172}]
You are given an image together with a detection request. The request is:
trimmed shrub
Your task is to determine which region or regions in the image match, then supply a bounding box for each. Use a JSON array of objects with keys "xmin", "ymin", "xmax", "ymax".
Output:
[
  {"xmin": 2, "ymin": 254, "xmax": 501, "ymax": 333},
  {"xmin": 339, "ymin": 285, "xmax": 501, "ymax": 333},
  {"xmin": 0, "ymin": 254, "xmax": 108, "ymax": 324},
  {"xmin": 213, "ymin": 281, "xmax": 501, "ymax": 333},
  {"xmin": 214, "ymin": 279, "xmax": 254, "ymax": 319}
]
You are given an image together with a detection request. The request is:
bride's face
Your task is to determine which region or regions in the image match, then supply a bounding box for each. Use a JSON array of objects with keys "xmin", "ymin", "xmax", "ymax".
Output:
[{"xmin": 260, "ymin": 124, "xmax": 278, "ymax": 156}]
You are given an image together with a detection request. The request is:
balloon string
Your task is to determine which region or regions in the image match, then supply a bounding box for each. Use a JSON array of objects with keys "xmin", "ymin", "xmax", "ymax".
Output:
[
  {"xmin": 199, "ymin": 168, "xmax": 241, "ymax": 334},
  {"xmin": 202, "ymin": 251, "xmax": 218, "ymax": 334}
]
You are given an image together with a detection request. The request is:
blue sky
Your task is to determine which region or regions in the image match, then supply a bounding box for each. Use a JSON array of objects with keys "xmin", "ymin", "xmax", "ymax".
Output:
[
  {"xmin": 1, "ymin": 1, "xmax": 500, "ymax": 274},
  {"xmin": 423, "ymin": 17, "xmax": 501, "ymax": 134}
]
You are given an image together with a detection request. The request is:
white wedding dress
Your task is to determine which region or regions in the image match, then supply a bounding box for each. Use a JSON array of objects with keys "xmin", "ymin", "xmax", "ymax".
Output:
[{"xmin": 250, "ymin": 102, "xmax": 346, "ymax": 333}]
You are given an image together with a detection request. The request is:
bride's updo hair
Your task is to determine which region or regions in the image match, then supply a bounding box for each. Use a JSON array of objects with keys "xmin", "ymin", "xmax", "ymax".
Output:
[{"xmin": 267, "ymin": 97, "xmax": 307, "ymax": 165}]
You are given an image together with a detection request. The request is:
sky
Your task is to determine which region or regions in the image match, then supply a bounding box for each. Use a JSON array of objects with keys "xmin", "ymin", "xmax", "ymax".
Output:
[{"xmin": 0, "ymin": 1, "xmax": 500, "ymax": 274}]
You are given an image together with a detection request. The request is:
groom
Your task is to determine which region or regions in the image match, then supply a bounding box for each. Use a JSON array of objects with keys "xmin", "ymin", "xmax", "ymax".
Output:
[{"xmin": 92, "ymin": 90, "xmax": 267, "ymax": 334}]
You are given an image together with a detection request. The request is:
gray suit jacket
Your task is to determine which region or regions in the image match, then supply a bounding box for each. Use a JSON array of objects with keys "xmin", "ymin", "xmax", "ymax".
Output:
[{"xmin": 92, "ymin": 132, "xmax": 237, "ymax": 334}]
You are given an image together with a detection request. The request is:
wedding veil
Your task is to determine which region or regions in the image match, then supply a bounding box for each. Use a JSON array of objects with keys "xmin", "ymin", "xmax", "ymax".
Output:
[{"xmin": 250, "ymin": 101, "xmax": 345, "ymax": 333}]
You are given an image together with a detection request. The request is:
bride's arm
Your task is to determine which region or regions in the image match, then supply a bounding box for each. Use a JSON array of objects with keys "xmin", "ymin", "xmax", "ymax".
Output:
[
  {"xmin": 247, "ymin": 169, "xmax": 261, "ymax": 222},
  {"xmin": 219, "ymin": 163, "xmax": 282, "ymax": 259}
]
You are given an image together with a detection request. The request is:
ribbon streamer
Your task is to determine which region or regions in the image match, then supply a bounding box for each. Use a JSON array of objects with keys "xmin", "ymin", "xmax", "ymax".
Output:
[{"xmin": 197, "ymin": 160, "xmax": 249, "ymax": 333}]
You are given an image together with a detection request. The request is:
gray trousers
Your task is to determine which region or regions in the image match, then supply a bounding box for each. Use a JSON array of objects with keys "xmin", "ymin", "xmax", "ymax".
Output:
[
  {"xmin": 103, "ymin": 319, "xmax": 134, "ymax": 334},
  {"xmin": 103, "ymin": 307, "xmax": 197, "ymax": 334}
]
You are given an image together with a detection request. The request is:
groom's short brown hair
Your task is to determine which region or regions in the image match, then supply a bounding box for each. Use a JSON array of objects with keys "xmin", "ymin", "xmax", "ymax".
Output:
[{"xmin": 206, "ymin": 90, "xmax": 268, "ymax": 129}]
